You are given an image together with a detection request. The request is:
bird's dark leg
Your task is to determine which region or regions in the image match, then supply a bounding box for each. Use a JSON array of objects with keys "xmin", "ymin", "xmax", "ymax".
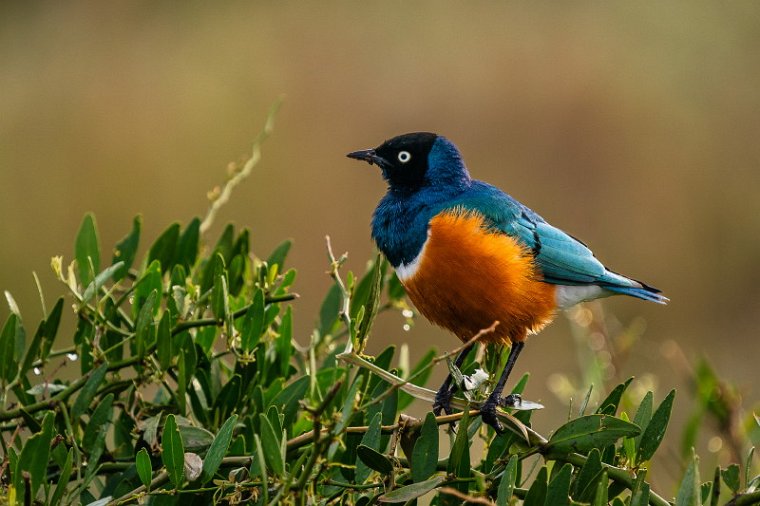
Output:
[
  {"xmin": 433, "ymin": 345, "xmax": 474, "ymax": 416},
  {"xmin": 480, "ymin": 341, "xmax": 525, "ymax": 433}
]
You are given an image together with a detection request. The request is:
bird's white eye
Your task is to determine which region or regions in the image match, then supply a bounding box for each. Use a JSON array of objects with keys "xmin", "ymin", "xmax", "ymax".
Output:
[{"xmin": 398, "ymin": 151, "xmax": 411, "ymax": 163}]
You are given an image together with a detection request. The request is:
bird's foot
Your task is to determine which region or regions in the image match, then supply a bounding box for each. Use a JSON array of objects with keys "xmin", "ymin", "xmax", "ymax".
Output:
[
  {"xmin": 433, "ymin": 385, "xmax": 455, "ymax": 416},
  {"xmin": 479, "ymin": 396, "xmax": 504, "ymax": 434},
  {"xmin": 499, "ymin": 393, "xmax": 522, "ymax": 408}
]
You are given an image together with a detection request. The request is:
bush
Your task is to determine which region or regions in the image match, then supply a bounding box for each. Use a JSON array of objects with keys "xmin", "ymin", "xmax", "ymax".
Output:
[{"xmin": 1, "ymin": 123, "xmax": 758, "ymax": 505}]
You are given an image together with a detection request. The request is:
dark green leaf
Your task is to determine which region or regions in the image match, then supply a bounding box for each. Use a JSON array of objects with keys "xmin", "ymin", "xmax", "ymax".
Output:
[
  {"xmin": 448, "ymin": 408, "xmax": 471, "ymax": 480},
  {"xmin": 0, "ymin": 314, "xmax": 20, "ymax": 382},
  {"xmin": 176, "ymin": 218, "xmax": 200, "ymax": 271},
  {"xmin": 592, "ymin": 469, "xmax": 608, "ymax": 506},
  {"xmin": 162, "ymin": 414, "xmax": 185, "ymax": 487},
  {"xmin": 214, "ymin": 375, "xmax": 241, "ymax": 422},
  {"xmin": 357, "ymin": 444, "xmax": 393, "ymax": 474},
  {"xmin": 135, "ymin": 290, "xmax": 158, "ymax": 358},
  {"xmin": 354, "ymin": 254, "xmax": 385, "ymax": 353},
  {"xmin": 722, "ymin": 464, "xmax": 740, "ymax": 493},
  {"xmin": 412, "ymin": 412, "xmax": 439, "ymax": 483},
  {"xmin": 631, "ymin": 482, "xmax": 651, "ymax": 506},
  {"xmin": 40, "ymin": 297, "xmax": 64, "ymax": 362},
  {"xmin": 272, "ymin": 375, "xmax": 309, "ymax": 430},
  {"xmin": 276, "ymin": 306, "xmax": 293, "ymax": 378},
  {"xmin": 675, "ymin": 450, "xmax": 700, "ymax": 506},
  {"xmin": 210, "ymin": 258, "xmax": 228, "ymax": 321},
  {"xmin": 136, "ymin": 448, "xmax": 153, "ymax": 489},
  {"xmin": 319, "ymin": 283, "xmax": 341, "ymax": 336},
  {"xmin": 241, "ymin": 289, "xmax": 265, "ymax": 352},
  {"xmin": 71, "ymin": 363, "xmax": 108, "ymax": 421},
  {"xmin": 133, "ymin": 260, "xmax": 162, "ymax": 320},
  {"xmin": 82, "ymin": 393, "xmax": 114, "ymax": 449},
  {"xmin": 16, "ymin": 411, "xmax": 55, "ymax": 498},
  {"xmin": 378, "ymin": 475, "xmax": 445, "ymax": 502},
  {"xmin": 49, "ymin": 448, "xmax": 73, "ymax": 506},
  {"xmin": 596, "ymin": 378, "xmax": 633, "ymax": 415},
  {"xmin": 356, "ymin": 412, "xmax": 383, "ymax": 484},
  {"xmin": 156, "ymin": 312, "xmax": 172, "ymax": 371},
  {"xmin": 545, "ymin": 463, "xmax": 572, "ymax": 506},
  {"xmin": 497, "ymin": 455, "xmax": 518, "ymax": 505},
  {"xmin": 633, "ymin": 391, "xmax": 653, "ymax": 449},
  {"xmin": 258, "ymin": 413, "xmax": 284, "ymax": 476},
  {"xmin": 544, "ymin": 414, "xmax": 640, "ymax": 456},
  {"xmin": 573, "ymin": 448, "xmax": 604, "ymax": 502},
  {"xmin": 201, "ymin": 414, "xmax": 238, "ymax": 483},
  {"xmin": 710, "ymin": 467, "xmax": 721, "ymax": 506},
  {"xmin": 524, "ymin": 466, "xmax": 548, "ymax": 506},
  {"xmin": 148, "ymin": 222, "xmax": 180, "ymax": 274},
  {"xmin": 178, "ymin": 425, "xmax": 215, "ymax": 453},
  {"xmin": 112, "ymin": 215, "xmax": 141, "ymax": 282},
  {"xmin": 75, "ymin": 213, "xmax": 100, "ymax": 286},
  {"xmin": 267, "ymin": 239, "xmax": 292, "ymax": 269},
  {"xmin": 637, "ymin": 389, "xmax": 676, "ymax": 464}
]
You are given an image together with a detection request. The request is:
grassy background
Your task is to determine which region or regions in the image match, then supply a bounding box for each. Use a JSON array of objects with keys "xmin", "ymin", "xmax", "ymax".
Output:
[{"xmin": 2, "ymin": 1, "xmax": 759, "ymax": 490}]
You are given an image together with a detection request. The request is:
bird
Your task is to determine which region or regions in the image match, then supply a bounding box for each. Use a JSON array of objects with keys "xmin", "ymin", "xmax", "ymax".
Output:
[{"xmin": 347, "ymin": 132, "xmax": 667, "ymax": 432}]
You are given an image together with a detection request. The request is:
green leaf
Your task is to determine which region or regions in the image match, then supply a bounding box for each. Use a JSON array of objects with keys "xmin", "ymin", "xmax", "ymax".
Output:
[
  {"xmin": 156, "ymin": 312, "xmax": 172, "ymax": 371},
  {"xmin": 136, "ymin": 448, "xmax": 153, "ymax": 489},
  {"xmin": 267, "ymin": 239, "xmax": 292, "ymax": 269},
  {"xmin": 633, "ymin": 391, "xmax": 654, "ymax": 449},
  {"xmin": 71, "ymin": 363, "xmax": 108, "ymax": 421},
  {"xmin": 446, "ymin": 407, "xmax": 471, "ymax": 504},
  {"xmin": 573, "ymin": 448, "xmax": 603, "ymax": 502},
  {"xmin": 0, "ymin": 314, "xmax": 21, "ymax": 383},
  {"xmin": 112, "ymin": 215, "xmax": 141, "ymax": 282},
  {"xmin": 201, "ymin": 414, "xmax": 238, "ymax": 483},
  {"xmin": 544, "ymin": 414, "xmax": 641, "ymax": 456},
  {"xmin": 545, "ymin": 463, "xmax": 572, "ymax": 506},
  {"xmin": 524, "ymin": 466, "xmax": 548, "ymax": 506},
  {"xmin": 82, "ymin": 393, "xmax": 114, "ymax": 449},
  {"xmin": 241, "ymin": 289, "xmax": 265, "ymax": 352},
  {"xmin": 75, "ymin": 213, "xmax": 100, "ymax": 286},
  {"xmin": 259, "ymin": 413, "xmax": 285, "ymax": 477},
  {"xmin": 353, "ymin": 254, "xmax": 385, "ymax": 353},
  {"xmin": 39, "ymin": 297, "xmax": 64, "ymax": 362},
  {"xmin": 176, "ymin": 218, "xmax": 201, "ymax": 271},
  {"xmin": 357, "ymin": 444, "xmax": 393, "ymax": 474},
  {"xmin": 722, "ymin": 464, "xmax": 740, "ymax": 493},
  {"xmin": 319, "ymin": 283, "xmax": 341, "ymax": 336},
  {"xmin": 631, "ymin": 482, "xmax": 651, "ymax": 506},
  {"xmin": 592, "ymin": 469, "xmax": 609, "ymax": 506},
  {"xmin": 49, "ymin": 448, "xmax": 73, "ymax": 506},
  {"xmin": 637, "ymin": 389, "xmax": 676, "ymax": 464},
  {"xmin": 387, "ymin": 271, "xmax": 406, "ymax": 301},
  {"xmin": 378, "ymin": 475, "xmax": 445, "ymax": 502},
  {"xmin": 596, "ymin": 378, "xmax": 633, "ymax": 415},
  {"xmin": 272, "ymin": 375, "xmax": 309, "ymax": 430},
  {"xmin": 133, "ymin": 260, "xmax": 162, "ymax": 320},
  {"xmin": 148, "ymin": 222, "xmax": 180, "ymax": 274},
  {"xmin": 82, "ymin": 261, "xmax": 124, "ymax": 302},
  {"xmin": 356, "ymin": 412, "xmax": 383, "ymax": 484},
  {"xmin": 16, "ymin": 411, "xmax": 55, "ymax": 498},
  {"xmin": 276, "ymin": 306, "xmax": 293, "ymax": 378},
  {"xmin": 675, "ymin": 450, "xmax": 701, "ymax": 506},
  {"xmin": 497, "ymin": 455, "xmax": 518, "ymax": 505},
  {"xmin": 412, "ymin": 412, "xmax": 439, "ymax": 483},
  {"xmin": 162, "ymin": 414, "xmax": 185, "ymax": 488},
  {"xmin": 134, "ymin": 290, "xmax": 158, "ymax": 358}
]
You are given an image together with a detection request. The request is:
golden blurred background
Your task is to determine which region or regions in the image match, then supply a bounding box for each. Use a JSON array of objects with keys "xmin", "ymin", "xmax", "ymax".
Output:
[{"xmin": 2, "ymin": 1, "xmax": 759, "ymax": 481}]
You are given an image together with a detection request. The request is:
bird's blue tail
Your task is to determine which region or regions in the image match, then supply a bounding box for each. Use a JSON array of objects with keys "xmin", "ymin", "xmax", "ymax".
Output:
[{"xmin": 605, "ymin": 283, "xmax": 669, "ymax": 304}]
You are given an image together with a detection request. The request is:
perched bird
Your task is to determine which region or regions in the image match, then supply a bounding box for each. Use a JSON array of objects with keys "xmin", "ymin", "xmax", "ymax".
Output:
[{"xmin": 348, "ymin": 132, "xmax": 667, "ymax": 432}]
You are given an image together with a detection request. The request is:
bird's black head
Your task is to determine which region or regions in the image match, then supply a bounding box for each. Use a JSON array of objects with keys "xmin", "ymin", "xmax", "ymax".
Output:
[{"xmin": 347, "ymin": 132, "xmax": 440, "ymax": 190}]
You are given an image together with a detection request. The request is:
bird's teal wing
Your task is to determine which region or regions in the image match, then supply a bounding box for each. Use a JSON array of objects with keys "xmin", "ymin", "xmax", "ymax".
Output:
[{"xmin": 448, "ymin": 182, "xmax": 648, "ymax": 290}]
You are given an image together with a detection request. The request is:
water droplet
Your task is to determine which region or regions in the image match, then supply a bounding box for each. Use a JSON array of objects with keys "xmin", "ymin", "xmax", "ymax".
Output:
[
  {"xmin": 33, "ymin": 367, "xmax": 42, "ymax": 376},
  {"xmin": 402, "ymin": 324, "xmax": 411, "ymax": 332},
  {"xmin": 66, "ymin": 353, "xmax": 79, "ymax": 361}
]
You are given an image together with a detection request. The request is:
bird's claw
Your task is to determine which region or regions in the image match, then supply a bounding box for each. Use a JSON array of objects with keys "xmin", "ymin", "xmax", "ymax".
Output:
[
  {"xmin": 479, "ymin": 398, "xmax": 505, "ymax": 434},
  {"xmin": 433, "ymin": 387, "xmax": 454, "ymax": 416}
]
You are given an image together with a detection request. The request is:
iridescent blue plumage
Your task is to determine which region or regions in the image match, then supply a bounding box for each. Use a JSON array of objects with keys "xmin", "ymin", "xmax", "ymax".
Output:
[{"xmin": 370, "ymin": 135, "xmax": 666, "ymax": 304}]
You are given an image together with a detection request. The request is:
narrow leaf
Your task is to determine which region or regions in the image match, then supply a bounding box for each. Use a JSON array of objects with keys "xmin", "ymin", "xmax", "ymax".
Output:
[
  {"xmin": 267, "ymin": 239, "xmax": 292, "ymax": 269},
  {"xmin": 675, "ymin": 450, "xmax": 701, "ymax": 506},
  {"xmin": 545, "ymin": 414, "xmax": 640, "ymax": 456},
  {"xmin": 148, "ymin": 222, "xmax": 180, "ymax": 274},
  {"xmin": 411, "ymin": 412, "xmax": 439, "ymax": 483},
  {"xmin": 49, "ymin": 448, "xmax": 73, "ymax": 506},
  {"xmin": 357, "ymin": 444, "xmax": 393, "ymax": 474},
  {"xmin": 378, "ymin": 475, "xmax": 445, "ymax": 502},
  {"xmin": 497, "ymin": 455, "xmax": 518, "ymax": 505},
  {"xmin": 637, "ymin": 389, "xmax": 676, "ymax": 464},
  {"xmin": 592, "ymin": 469, "xmax": 609, "ymax": 506},
  {"xmin": 201, "ymin": 414, "xmax": 238, "ymax": 483},
  {"xmin": 596, "ymin": 378, "xmax": 633, "ymax": 415},
  {"xmin": 355, "ymin": 412, "xmax": 382, "ymax": 483},
  {"xmin": 258, "ymin": 413, "xmax": 284, "ymax": 476},
  {"xmin": 112, "ymin": 215, "xmax": 141, "ymax": 281},
  {"xmin": 162, "ymin": 414, "xmax": 185, "ymax": 487},
  {"xmin": 136, "ymin": 448, "xmax": 153, "ymax": 489},
  {"xmin": 71, "ymin": 363, "xmax": 108, "ymax": 421},
  {"xmin": 75, "ymin": 213, "xmax": 100, "ymax": 286}
]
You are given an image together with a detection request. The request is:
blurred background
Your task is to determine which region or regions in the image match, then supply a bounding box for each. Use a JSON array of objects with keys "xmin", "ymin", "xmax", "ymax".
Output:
[{"xmin": 2, "ymin": 1, "xmax": 759, "ymax": 486}]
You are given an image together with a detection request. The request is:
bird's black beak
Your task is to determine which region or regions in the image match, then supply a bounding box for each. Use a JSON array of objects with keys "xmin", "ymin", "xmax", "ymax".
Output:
[{"xmin": 347, "ymin": 148, "xmax": 380, "ymax": 166}]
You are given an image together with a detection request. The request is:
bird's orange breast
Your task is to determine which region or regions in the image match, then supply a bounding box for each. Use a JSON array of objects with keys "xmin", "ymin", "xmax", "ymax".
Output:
[{"xmin": 399, "ymin": 209, "xmax": 557, "ymax": 345}]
